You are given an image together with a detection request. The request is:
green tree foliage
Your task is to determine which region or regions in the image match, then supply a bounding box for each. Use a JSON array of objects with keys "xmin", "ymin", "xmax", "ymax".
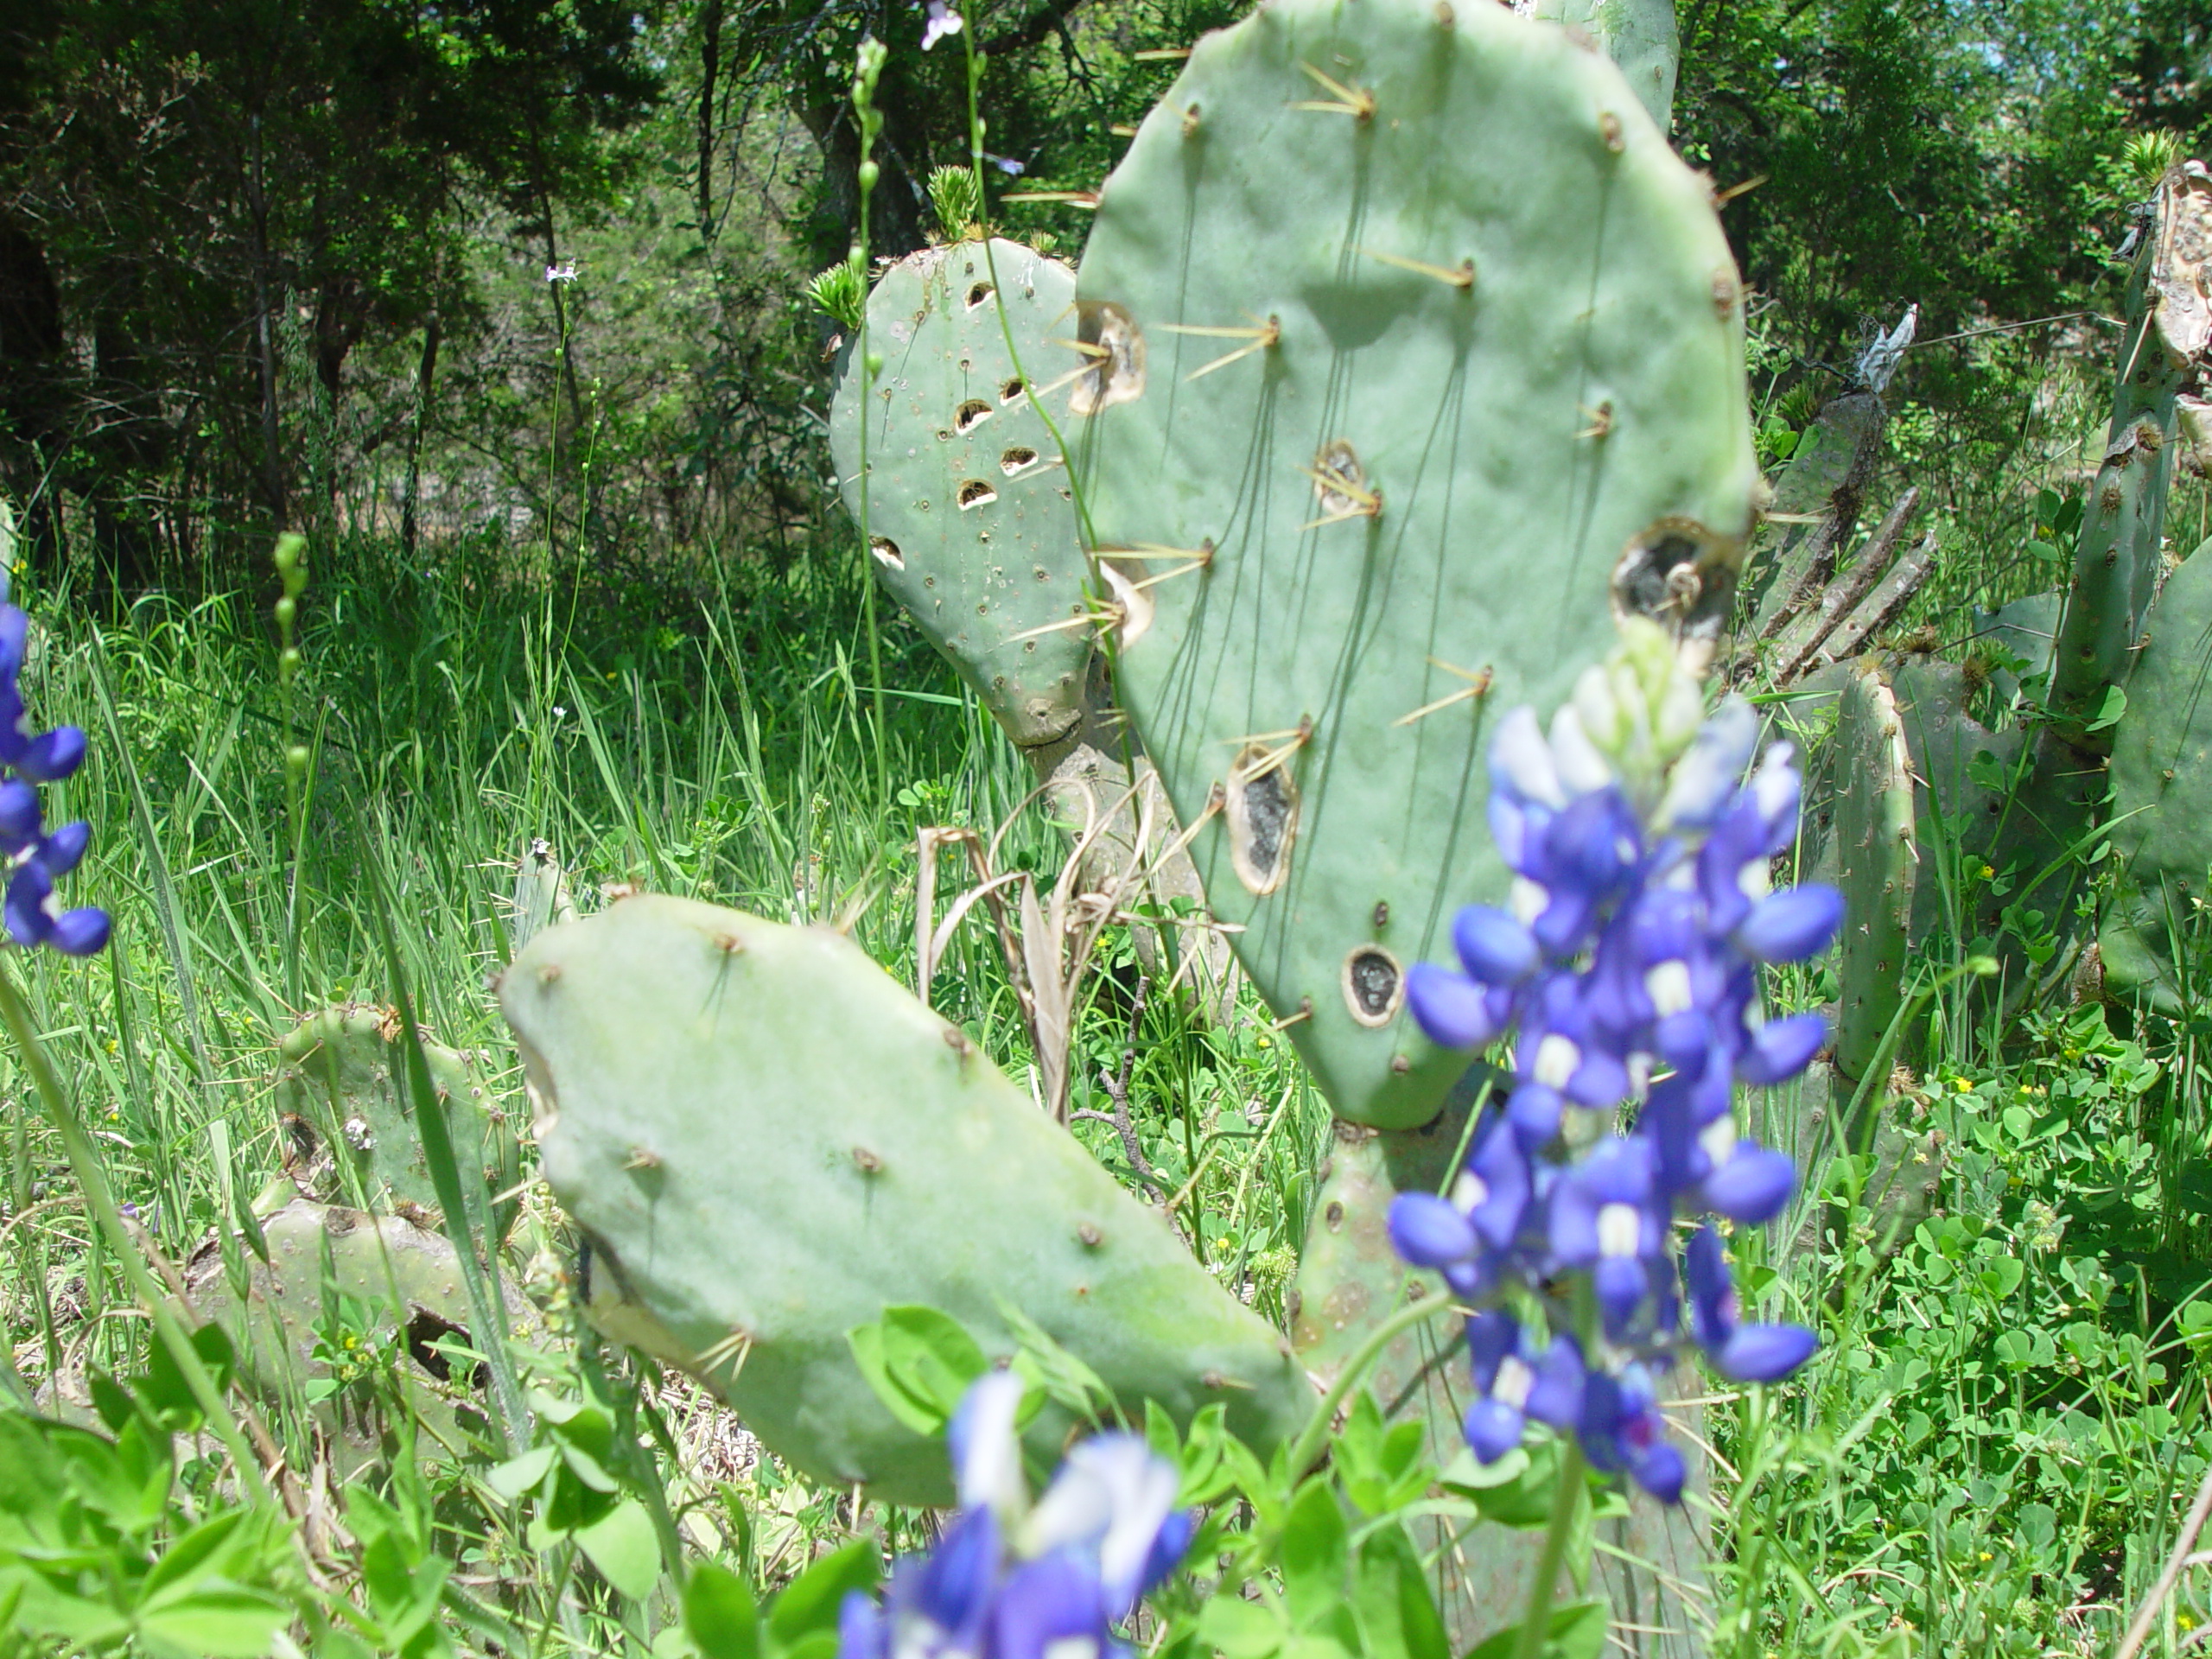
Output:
[{"xmin": 0, "ymin": 0, "xmax": 660, "ymax": 587}]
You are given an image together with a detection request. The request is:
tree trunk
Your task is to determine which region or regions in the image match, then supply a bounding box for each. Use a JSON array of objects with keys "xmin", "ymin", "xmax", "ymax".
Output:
[{"xmin": 696, "ymin": 0, "xmax": 723, "ymax": 238}]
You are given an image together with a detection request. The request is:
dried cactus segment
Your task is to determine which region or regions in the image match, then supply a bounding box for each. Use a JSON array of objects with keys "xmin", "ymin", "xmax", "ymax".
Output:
[
  {"xmin": 500, "ymin": 895, "xmax": 1312, "ymax": 1506},
  {"xmin": 1833, "ymin": 668, "xmax": 1917, "ymax": 1084},
  {"xmin": 1073, "ymin": 0, "xmax": 1757, "ymax": 1127}
]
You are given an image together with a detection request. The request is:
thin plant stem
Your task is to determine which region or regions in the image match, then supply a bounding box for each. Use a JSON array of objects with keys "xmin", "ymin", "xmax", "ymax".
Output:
[
  {"xmin": 1284, "ymin": 1288, "xmax": 1457, "ymax": 1474},
  {"xmin": 0, "ymin": 957, "xmax": 270, "ymax": 1498},
  {"xmin": 1510, "ymin": 1440, "xmax": 1588, "ymax": 1659}
]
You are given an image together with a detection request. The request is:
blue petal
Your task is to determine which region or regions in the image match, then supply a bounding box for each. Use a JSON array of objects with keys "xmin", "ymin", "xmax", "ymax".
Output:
[
  {"xmin": 1523, "ymin": 1336, "xmax": 1586, "ymax": 1427},
  {"xmin": 914, "ymin": 1507, "xmax": 1001, "ymax": 1638},
  {"xmin": 49, "ymin": 908, "xmax": 110, "ymax": 957},
  {"xmin": 1453, "ymin": 905, "xmax": 1540, "ymax": 985},
  {"xmin": 4, "ymin": 862, "xmax": 49, "ymax": 946},
  {"xmin": 1631, "ymin": 1440, "xmax": 1687, "ymax": 1504},
  {"xmin": 991, "ymin": 1551, "xmax": 1108, "ymax": 1659},
  {"xmin": 1717, "ymin": 1323, "xmax": 1818, "ymax": 1382},
  {"xmin": 1736, "ymin": 1012, "xmax": 1827, "ymax": 1085},
  {"xmin": 16, "ymin": 726, "xmax": 86, "ymax": 785},
  {"xmin": 1463, "ymin": 1396, "xmax": 1525, "ymax": 1465},
  {"xmin": 1703, "ymin": 1145, "xmax": 1796, "ymax": 1224},
  {"xmin": 1405, "ymin": 963, "xmax": 1503, "ymax": 1050},
  {"xmin": 1465, "ymin": 1308, "xmax": 1519, "ymax": 1389},
  {"xmin": 34, "ymin": 822, "xmax": 89, "ymax": 878},
  {"xmin": 837, "ymin": 1589, "xmax": 886, "ymax": 1659},
  {"xmin": 0, "ymin": 778, "xmax": 39, "ymax": 843},
  {"xmin": 1388, "ymin": 1192, "xmax": 1477, "ymax": 1268},
  {"xmin": 1734, "ymin": 886, "xmax": 1844, "ymax": 963},
  {"xmin": 1505, "ymin": 1081, "xmax": 1562, "ymax": 1146}
]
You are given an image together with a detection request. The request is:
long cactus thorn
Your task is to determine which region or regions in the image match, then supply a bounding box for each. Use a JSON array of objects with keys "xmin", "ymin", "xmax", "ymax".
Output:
[
  {"xmin": 1355, "ymin": 247, "xmax": 1477, "ymax": 289},
  {"xmin": 1394, "ymin": 661, "xmax": 1496, "ymax": 728},
  {"xmin": 1292, "ymin": 60, "xmax": 1376, "ymax": 121},
  {"xmin": 1160, "ymin": 315, "xmax": 1284, "ymax": 381},
  {"xmin": 1302, "ymin": 444, "xmax": 1382, "ymax": 524},
  {"xmin": 1001, "ymin": 190, "xmax": 1101, "ymax": 209}
]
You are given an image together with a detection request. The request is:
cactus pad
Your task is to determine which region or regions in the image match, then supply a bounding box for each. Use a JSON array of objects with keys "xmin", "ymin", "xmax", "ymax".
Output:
[
  {"xmin": 2103, "ymin": 539, "xmax": 2212, "ymax": 1007},
  {"xmin": 1530, "ymin": 0, "xmax": 1681, "ymax": 128},
  {"xmin": 188, "ymin": 1198, "xmax": 542, "ymax": 1461},
  {"xmin": 830, "ymin": 240, "xmax": 1095, "ymax": 747},
  {"xmin": 499, "ymin": 894, "xmax": 1312, "ymax": 1505},
  {"xmin": 276, "ymin": 1007, "xmax": 521, "ymax": 1243},
  {"xmin": 1832, "ymin": 668, "xmax": 1916, "ymax": 1081},
  {"xmin": 1069, "ymin": 0, "xmax": 1758, "ymax": 1126}
]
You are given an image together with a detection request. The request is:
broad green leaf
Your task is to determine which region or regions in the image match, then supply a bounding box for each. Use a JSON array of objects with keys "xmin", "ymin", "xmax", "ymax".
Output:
[
  {"xmin": 770, "ymin": 1539, "xmax": 880, "ymax": 1643},
  {"xmin": 576, "ymin": 1497, "xmax": 661, "ymax": 1601},
  {"xmin": 486, "ymin": 1445, "xmax": 559, "ymax": 1503},
  {"xmin": 1279, "ymin": 1479, "xmax": 1347, "ymax": 1625},
  {"xmin": 878, "ymin": 1306, "xmax": 989, "ymax": 1423},
  {"xmin": 684, "ymin": 1560, "xmax": 760, "ymax": 1659},
  {"xmin": 135, "ymin": 1586, "xmax": 290, "ymax": 1659},
  {"xmin": 1196, "ymin": 1593, "xmax": 1285, "ymax": 1659}
]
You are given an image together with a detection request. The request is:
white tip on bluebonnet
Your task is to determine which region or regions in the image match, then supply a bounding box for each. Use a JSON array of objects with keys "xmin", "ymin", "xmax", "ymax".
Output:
[
  {"xmin": 949, "ymin": 1369, "xmax": 1027, "ymax": 1518},
  {"xmin": 1546, "ymin": 704, "xmax": 1615, "ymax": 796},
  {"xmin": 1021, "ymin": 1434, "xmax": 1182, "ymax": 1615},
  {"xmin": 1490, "ymin": 706, "xmax": 1567, "ymax": 808},
  {"xmin": 1657, "ymin": 696, "xmax": 1759, "ymax": 830}
]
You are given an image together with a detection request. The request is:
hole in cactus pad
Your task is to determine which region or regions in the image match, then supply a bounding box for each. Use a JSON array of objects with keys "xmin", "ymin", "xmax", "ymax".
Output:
[
  {"xmin": 1071, "ymin": 302, "xmax": 1146, "ymax": 416},
  {"xmin": 870, "ymin": 537, "xmax": 904, "ymax": 569},
  {"xmin": 1001, "ymin": 377, "xmax": 1027, "ymax": 404},
  {"xmin": 1341, "ymin": 945, "xmax": 1403, "ymax": 1027},
  {"xmin": 1225, "ymin": 745, "xmax": 1298, "ymax": 895},
  {"xmin": 1611, "ymin": 517, "xmax": 1740, "ymax": 676},
  {"xmin": 406, "ymin": 1308, "xmax": 488, "ymax": 1390},
  {"xmin": 957, "ymin": 480, "xmax": 998, "ymax": 511},
  {"xmin": 956, "ymin": 399, "xmax": 994, "ymax": 434},
  {"xmin": 1001, "ymin": 445, "xmax": 1039, "ymax": 474},
  {"xmin": 967, "ymin": 282, "xmax": 995, "ymax": 309}
]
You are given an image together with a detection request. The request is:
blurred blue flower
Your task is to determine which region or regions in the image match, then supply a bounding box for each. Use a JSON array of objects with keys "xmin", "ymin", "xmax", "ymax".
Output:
[
  {"xmin": 1391, "ymin": 627, "xmax": 1826, "ymax": 1502},
  {"xmin": 0, "ymin": 604, "xmax": 105, "ymax": 957},
  {"xmin": 840, "ymin": 1373, "xmax": 1192, "ymax": 1659}
]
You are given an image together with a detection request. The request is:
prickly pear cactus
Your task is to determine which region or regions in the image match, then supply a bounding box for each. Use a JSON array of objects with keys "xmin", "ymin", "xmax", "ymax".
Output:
[
  {"xmin": 2049, "ymin": 166, "xmax": 2207, "ymax": 746},
  {"xmin": 1069, "ymin": 0, "xmax": 1758, "ymax": 1127},
  {"xmin": 1530, "ymin": 0, "xmax": 1681, "ymax": 128},
  {"xmin": 1833, "ymin": 668, "xmax": 1916, "ymax": 1083},
  {"xmin": 188, "ymin": 1198, "xmax": 542, "ymax": 1463},
  {"xmin": 2102, "ymin": 537, "xmax": 2212, "ymax": 1008},
  {"xmin": 830, "ymin": 239, "xmax": 1094, "ymax": 747},
  {"xmin": 276, "ymin": 1007, "xmax": 522, "ymax": 1244},
  {"xmin": 499, "ymin": 895, "xmax": 1312, "ymax": 1505}
]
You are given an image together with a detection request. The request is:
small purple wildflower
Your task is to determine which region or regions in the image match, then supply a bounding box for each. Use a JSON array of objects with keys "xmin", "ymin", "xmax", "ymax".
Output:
[{"xmin": 920, "ymin": 1, "xmax": 964, "ymax": 50}]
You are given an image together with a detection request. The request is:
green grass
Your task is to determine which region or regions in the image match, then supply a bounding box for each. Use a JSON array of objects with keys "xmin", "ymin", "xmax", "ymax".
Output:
[{"xmin": 0, "ymin": 506, "xmax": 2205, "ymax": 1657}]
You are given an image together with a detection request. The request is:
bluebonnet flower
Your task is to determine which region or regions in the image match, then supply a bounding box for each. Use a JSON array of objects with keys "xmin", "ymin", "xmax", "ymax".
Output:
[
  {"xmin": 840, "ymin": 1372, "xmax": 1192, "ymax": 1659},
  {"xmin": 0, "ymin": 607, "xmax": 106, "ymax": 957},
  {"xmin": 1391, "ymin": 621, "xmax": 1827, "ymax": 1501}
]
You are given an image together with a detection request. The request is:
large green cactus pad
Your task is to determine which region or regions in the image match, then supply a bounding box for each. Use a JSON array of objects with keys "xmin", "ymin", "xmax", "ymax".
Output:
[
  {"xmin": 1530, "ymin": 0, "xmax": 1681, "ymax": 128},
  {"xmin": 2104, "ymin": 539, "xmax": 2212, "ymax": 1008},
  {"xmin": 830, "ymin": 239, "xmax": 1094, "ymax": 747},
  {"xmin": 500, "ymin": 895, "xmax": 1312, "ymax": 1505},
  {"xmin": 1070, "ymin": 0, "xmax": 1758, "ymax": 1126}
]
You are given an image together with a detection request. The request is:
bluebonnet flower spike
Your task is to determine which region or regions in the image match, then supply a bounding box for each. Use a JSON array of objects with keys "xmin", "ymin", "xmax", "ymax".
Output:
[
  {"xmin": 840, "ymin": 1373, "xmax": 1192, "ymax": 1659},
  {"xmin": 1388, "ymin": 620, "xmax": 1822, "ymax": 1503},
  {"xmin": 0, "ymin": 604, "xmax": 108, "ymax": 957}
]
